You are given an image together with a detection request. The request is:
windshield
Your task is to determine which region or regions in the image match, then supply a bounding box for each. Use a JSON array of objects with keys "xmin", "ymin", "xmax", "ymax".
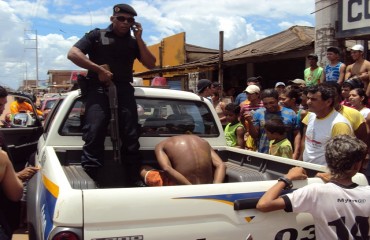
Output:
[
  {"xmin": 137, "ymin": 97, "xmax": 219, "ymax": 137},
  {"xmin": 60, "ymin": 97, "xmax": 219, "ymax": 137},
  {"xmin": 44, "ymin": 99, "xmax": 56, "ymax": 110}
]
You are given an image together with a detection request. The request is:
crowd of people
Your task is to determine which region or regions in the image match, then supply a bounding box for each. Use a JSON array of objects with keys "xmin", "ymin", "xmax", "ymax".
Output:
[
  {"xmin": 205, "ymin": 45, "xmax": 370, "ymax": 174},
  {"xmin": 0, "ymin": 1, "xmax": 367, "ymax": 238},
  {"xmin": 189, "ymin": 46, "xmax": 370, "ymax": 238},
  {"xmin": 209, "ymin": 44, "xmax": 370, "ymax": 238}
]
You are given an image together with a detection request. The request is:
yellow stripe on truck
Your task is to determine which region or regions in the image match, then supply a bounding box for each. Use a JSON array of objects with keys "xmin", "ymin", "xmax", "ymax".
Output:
[{"xmin": 42, "ymin": 174, "xmax": 59, "ymax": 198}]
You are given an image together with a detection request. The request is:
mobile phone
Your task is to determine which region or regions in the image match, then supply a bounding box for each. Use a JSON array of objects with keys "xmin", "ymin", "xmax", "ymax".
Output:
[{"xmin": 131, "ymin": 23, "xmax": 138, "ymax": 32}]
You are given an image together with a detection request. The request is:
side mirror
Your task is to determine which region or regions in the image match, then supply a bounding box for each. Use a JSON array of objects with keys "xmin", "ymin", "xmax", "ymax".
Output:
[
  {"xmin": 12, "ymin": 113, "xmax": 36, "ymax": 127},
  {"xmin": 12, "ymin": 113, "xmax": 29, "ymax": 127},
  {"xmin": 7, "ymin": 92, "xmax": 43, "ymax": 127}
]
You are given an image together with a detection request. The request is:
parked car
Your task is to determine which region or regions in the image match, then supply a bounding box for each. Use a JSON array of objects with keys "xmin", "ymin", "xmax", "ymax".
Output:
[{"xmin": 40, "ymin": 97, "xmax": 59, "ymax": 118}]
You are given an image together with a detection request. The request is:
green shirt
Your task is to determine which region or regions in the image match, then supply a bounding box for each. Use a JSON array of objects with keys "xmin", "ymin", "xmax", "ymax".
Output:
[
  {"xmin": 269, "ymin": 138, "xmax": 293, "ymax": 159},
  {"xmin": 225, "ymin": 122, "xmax": 244, "ymax": 147},
  {"xmin": 304, "ymin": 67, "xmax": 323, "ymax": 86}
]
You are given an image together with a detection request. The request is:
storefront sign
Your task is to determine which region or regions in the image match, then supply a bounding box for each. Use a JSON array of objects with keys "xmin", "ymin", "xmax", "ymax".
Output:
[{"xmin": 337, "ymin": 0, "xmax": 370, "ymax": 38}]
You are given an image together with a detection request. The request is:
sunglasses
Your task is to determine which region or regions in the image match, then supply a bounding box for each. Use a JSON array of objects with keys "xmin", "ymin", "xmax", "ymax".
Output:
[{"xmin": 114, "ymin": 16, "xmax": 135, "ymax": 24}]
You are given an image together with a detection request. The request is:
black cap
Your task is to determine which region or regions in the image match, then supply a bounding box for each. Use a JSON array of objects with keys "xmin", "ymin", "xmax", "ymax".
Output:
[
  {"xmin": 247, "ymin": 76, "xmax": 262, "ymax": 83},
  {"xmin": 113, "ymin": 4, "xmax": 137, "ymax": 16},
  {"xmin": 343, "ymin": 78, "xmax": 364, "ymax": 89},
  {"xmin": 307, "ymin": 53, "xmax": 318, "ymax": 60},
  {"xmin": 327, "ymin": 46, "xmax": 340, "ymax": 54},
  {"xmin": 197, "ymin": 79, "xmax": 212, "ymax": 93},
  {"xmin": 212, "ymin": 81, "xmax": 221, "ymax": 87}
]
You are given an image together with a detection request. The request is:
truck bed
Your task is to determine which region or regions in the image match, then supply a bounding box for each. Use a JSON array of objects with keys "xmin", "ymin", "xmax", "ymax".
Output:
[{"xmin": 55, "ymin": 149, "xmax": 319, "ymax": 189}]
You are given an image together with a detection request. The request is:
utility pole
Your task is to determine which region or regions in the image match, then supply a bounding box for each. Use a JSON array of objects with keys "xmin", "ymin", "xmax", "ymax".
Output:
[
  {"xmin": 24, "ymin": 30, "xmax": 39, "ymax": 91},
  {"xmin": 218, "ymin": 31, "xmax": 224, "ymax": 91},
  {"xmin": 25, "ymin": 62, "xmax": 28, "ymax": 90},
  {"xmin": 314, "ymin": 0, "xmax": 339, "ymax": 67}
]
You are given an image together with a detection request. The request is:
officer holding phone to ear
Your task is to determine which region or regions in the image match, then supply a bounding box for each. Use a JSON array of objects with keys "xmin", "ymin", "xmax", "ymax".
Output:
[{"xmin": 67, "ymin": 3, "xmax": 156, "ymax": 186}]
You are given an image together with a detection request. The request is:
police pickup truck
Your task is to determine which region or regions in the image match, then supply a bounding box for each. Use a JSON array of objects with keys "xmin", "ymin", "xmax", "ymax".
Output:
[{"xmin": 26, "ymin": 87, "xmax": 368, "ymax": 240}]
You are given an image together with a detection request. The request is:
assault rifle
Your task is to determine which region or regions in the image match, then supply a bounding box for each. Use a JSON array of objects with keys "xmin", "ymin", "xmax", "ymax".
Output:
[
  {"xmin": 107, "ymin": 82, "xmax": 121, "ymax": 163},
  {"xmin": 102, "ymin": 64, "xmax": 121, "ymax": 164}
]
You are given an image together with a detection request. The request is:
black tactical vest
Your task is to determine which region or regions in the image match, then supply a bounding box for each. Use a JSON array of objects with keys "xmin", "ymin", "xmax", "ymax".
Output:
[{"xmin": 87, "ymin": 29, "xmax": 139, "ymax": 86}]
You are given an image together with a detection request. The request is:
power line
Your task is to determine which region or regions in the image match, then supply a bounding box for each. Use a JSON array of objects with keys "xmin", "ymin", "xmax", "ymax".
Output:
[
  {"xmin": 24, "ymin": 30, "xmax": 39, "ymax": 88},
  {"xmin": 310, "ymin": 1, "xmax": 338, "ymax": 14}
]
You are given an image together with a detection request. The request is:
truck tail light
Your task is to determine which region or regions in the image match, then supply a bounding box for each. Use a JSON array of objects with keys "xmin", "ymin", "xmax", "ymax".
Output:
[{"xmin": 52, "ymin": 231, "xmax": 80, "ymax": 240}]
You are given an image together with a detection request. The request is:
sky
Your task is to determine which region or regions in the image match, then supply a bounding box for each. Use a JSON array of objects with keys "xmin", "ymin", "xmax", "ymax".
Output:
[{"xmin": 0, "ymin": 0, "xmax": 315, "ymax": 90}]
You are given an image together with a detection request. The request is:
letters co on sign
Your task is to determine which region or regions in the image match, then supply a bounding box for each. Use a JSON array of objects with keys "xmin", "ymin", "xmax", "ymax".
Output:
[{"xmin": 337, "ymin": 0, "xmax": 370, "ymax": 38}]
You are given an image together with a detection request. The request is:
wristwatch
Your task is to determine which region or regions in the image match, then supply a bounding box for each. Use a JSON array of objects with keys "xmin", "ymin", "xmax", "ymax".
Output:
[{"xmin": 278, "ymin": 176, "xmax": 293, "ymax": 190}]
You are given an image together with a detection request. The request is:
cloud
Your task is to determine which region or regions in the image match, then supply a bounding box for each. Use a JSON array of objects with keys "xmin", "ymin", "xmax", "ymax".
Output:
[
  {"xmin": 7, "ymin": 0, "xmax": 49, "ymax": 19},
  {"xmin": 58, "ymin": 6, "xmax": 111, "ymax": 26},
  {"xmin": 0, "ymin": 0, "xmax": 315, "ymax": 90},
  {"xmin": 278, "ymin": 20, "xmax": 313, "ymax": 30},
  {"xmin": 0, "ymin": 1, "xmax": 79, "ymax": 89},
  {"xmin": 133, "ymin": 0, "xmax": 313, "ymax": 49},
  {"xmin": 0, "ymin": 1, "xmax": 31, "ymax": 89}
]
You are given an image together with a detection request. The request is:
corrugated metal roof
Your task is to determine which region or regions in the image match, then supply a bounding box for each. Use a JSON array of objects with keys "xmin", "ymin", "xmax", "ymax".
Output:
[
  {"xmin": 226, "ymin": 25, "xmax": 314, "ymax": 58},
  {"xmin": 184, "ymin": 25, "xmax": 314, "ymax": 66},
  {"xmin": 185, "ymin": 43, "xmax": 219, "ymax": 54},
  {"xmin": 136, "ymin": 25, "xmax": 314, "ymax": 76}
]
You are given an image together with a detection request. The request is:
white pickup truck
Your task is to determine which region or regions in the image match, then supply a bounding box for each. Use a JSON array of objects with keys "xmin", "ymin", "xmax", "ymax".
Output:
[{"xmin": 26, "ymin": 87, "xmax": 367, "ymax": 240}]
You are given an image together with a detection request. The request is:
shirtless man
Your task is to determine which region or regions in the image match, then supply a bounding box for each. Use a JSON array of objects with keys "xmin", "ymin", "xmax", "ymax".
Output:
[
  {"xmin": 345, "ymin": 44, "xmax": 370, "ymax": 96},
  {"xmin": 140, "ymin": 135, "xmax": 226, "ymax": 186}
]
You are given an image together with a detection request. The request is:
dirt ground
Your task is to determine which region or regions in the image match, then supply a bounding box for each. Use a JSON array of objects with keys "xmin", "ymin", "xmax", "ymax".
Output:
[{"xmin": 12, "ymin": 228, "xmax": 28, "ymax": 240}]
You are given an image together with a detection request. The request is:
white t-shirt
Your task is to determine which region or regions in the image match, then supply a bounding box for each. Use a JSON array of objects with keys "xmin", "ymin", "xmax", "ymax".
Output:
[
  {"xmin": 283, "ymin": 182, "xmax": 370, "ymax": 240},
  {"xmin": 303, "ymin": 110, "xmax": 352, "ymax": 165},
  {"xmin": 360, "ymin": 107, "xmax": 370, "ymax": 119}
]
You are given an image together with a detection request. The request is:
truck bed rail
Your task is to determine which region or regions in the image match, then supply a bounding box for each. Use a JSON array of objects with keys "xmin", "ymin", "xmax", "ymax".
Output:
[{"xmin": 63, "ymin": 165, "xmax": 97, "ymax": 189}]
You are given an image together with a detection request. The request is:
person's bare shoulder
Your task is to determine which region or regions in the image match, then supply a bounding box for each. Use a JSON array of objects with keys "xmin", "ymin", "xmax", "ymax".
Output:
[
  {"xmin": 365, "ymin": 60, "xmax": 370, "ymax": 68},
  {"xmin": 0, "ymin": 150, "xmax": 8, "ymax": 164},
  {"xmin": 346, "ymin": 63, "xmax": 353, "ymax": 70}
]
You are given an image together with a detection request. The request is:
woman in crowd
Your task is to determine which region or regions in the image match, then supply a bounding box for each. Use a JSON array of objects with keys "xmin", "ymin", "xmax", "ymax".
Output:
[
  {"xmin": 211, "ymin": 92, "xmax": 227, "ymax": 127},
  {"xmin": 278, "ymin": 87, "xmax": 307, "ymax": 159},
  {"xmin": 349, "ymin": 88, "xmax": 370, "ymax": 132},
  {"xmin": 279, "ymin": 87, "xmax": 307, "ymax": 126}
]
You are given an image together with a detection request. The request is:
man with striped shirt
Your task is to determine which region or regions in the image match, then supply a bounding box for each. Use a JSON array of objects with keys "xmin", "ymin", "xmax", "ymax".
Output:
[{"xmin": 323, "ymin": 47, "xmax": 346, "ymax": 85}]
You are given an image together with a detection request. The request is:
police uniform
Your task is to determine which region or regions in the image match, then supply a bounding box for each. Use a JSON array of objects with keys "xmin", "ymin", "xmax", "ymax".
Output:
[{"xmin": 73, "ymin": 4, "xmax": 142, "ymax": 184}]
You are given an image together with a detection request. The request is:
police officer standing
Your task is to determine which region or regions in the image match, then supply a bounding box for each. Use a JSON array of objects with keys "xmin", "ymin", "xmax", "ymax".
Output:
[{"xmin": 67, "ymin": 3, "xmax": 156, "ymax": 186}]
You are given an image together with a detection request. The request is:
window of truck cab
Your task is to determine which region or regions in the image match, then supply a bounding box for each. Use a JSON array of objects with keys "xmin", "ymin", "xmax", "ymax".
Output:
[
  {"xmin": 43, "ymin": 98, "xmax": 64, "ymax": 138},
  {"xmin": 59, "ymin": 97, "xmax": 220, "ymax": 137},
  {"xmin": 137, "ymin": 98, "xmax": 219, "ymax": 137}
]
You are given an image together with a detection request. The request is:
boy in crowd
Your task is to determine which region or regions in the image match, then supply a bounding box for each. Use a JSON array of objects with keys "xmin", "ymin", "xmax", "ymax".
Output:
[
  {"xmin": 274, "ymin": 82, "xmax": 286, "ymax": 94},
  {"xmin": 323, "ymin": 46, "xmax": 346, "ymax": 85},
  {"xmin": 248, "ymin": 89, "xmax": 299, "ymax": 158},
  {"xmin": 224, "ymin": 103, "xmax": 245, "ymax": 148},
  {"xmin": 235, "ymin": 76, "xmax": 262, "ymax": 106},
  {"xmin": 257, "ymin": 135, "xmax": 369, "ymax": 239},
  {"xmin": 264, "ymin": 118, "xmax": 293, "ymax": 159},
  {"xmin": 240, "ymin": 85, "xmax": 264, "ymax": 151},
  {"xmin": 304, "ymin": 53, "xmax": 324, "ymax": 87}
]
